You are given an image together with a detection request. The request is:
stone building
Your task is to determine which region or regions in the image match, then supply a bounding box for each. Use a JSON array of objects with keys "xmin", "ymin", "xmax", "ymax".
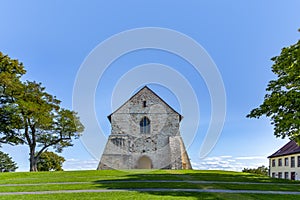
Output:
[{"xmin": 97, "ymin": 86, "xmax": 192, "ymax": 170}]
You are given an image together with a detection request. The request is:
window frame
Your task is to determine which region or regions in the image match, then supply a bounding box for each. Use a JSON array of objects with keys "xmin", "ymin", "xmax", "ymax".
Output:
[
  {"xmin": 272, "ymin": 159, "xmax": 276, "ymax": 167},
  {"xmin": 284, "ymin": 172, "xmax": 289, "ymax": 179},
  {"xmin": 284, "ymin": 157, "xmax": 289, "ymax": 166},
  {"xmin": 272, "ymin": 172, "xmax": 275, "ymax": 178},
  {"xmin": 291, "ymin": 156, "xmax": 295, "ymax": 168},
  {"xmin": 278, "ymin": 172, "xmax": 282, "ymax": 179},
  {"xmin": 140, "ymin": 117, "xmax": 150, "ymax": 134}
]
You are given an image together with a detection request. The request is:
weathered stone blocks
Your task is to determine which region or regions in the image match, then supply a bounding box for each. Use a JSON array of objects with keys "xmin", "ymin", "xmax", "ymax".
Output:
[{"xmin": 97, "ymin": 86, "xmax": 192, "ymax": 170}]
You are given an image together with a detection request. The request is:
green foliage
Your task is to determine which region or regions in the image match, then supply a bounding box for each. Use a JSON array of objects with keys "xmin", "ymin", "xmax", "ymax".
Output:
[
  {"xmin": 0, "ymin": 52, "xmax": 26, "ymax": 146},
  {"xmin": 37, "ymin": 151, "xmax": 65, "ymax": 171},
  {"xmin": 247, "ymin": 33, "xmax": 300, "ymax": 142},
  {"xmin": 0, "ymin": 52, "xmax": 84, "ymax": 171},
  {"xmin": 242, "ymin": 165, "xmax": 268, "ymax": 176},
  {"xmin": 0, "ymin": 151, "xmax": 18, "ymax": 172}
]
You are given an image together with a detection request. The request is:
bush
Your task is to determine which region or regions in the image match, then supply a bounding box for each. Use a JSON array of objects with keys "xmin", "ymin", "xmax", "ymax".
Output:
[
  {"xmin": 0, "ymin": 151, "xmax": 18, "ymax": 172},
  {"xmin": 242, "ymin": 165, "xmax": 268, "ymax": 176},
  {"xmin": 37, "ymin": 151, "xmax": 65, "ymax": 171}
]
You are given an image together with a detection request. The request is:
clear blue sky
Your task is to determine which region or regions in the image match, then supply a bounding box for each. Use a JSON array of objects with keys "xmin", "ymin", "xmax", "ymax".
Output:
[{"xmin": 1, "ymin": 1, "xmax": 299, "ymax": 171}]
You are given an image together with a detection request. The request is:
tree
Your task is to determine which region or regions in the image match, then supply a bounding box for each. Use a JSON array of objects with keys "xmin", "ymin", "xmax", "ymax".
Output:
[
  {"xmin": 0, "ymin": 52, "xmax": 84, "ymax": 171},
  {"xmin": 242, "ymin": 165, "xmax": 268, "ymax": 176},
  {"xmin": 247, "ymin": 32, "xmax": 300, "ymax": 143},
  {"xmin": 0, "ymin": 52, "xmax": 26, "ymax": 146},
  {"xmin": 0, "ymin": 151, "xmax": 18, "ymax": 172},
  {"xmin": 37, "ymin": 151, "xmax": 65, "ymax": 171}
]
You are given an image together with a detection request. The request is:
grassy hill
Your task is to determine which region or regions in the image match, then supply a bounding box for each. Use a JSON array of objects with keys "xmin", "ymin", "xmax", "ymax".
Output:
[{"xmin": 0, "ymin": 170, "xmax": 300, "ymax": 199}]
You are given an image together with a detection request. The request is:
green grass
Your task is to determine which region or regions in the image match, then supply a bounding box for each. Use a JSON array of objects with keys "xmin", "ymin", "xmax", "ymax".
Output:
[
  {"xmin": 1, "ymin": 182, "xmax": 300, "ymax": 193},
  {"xmin": 0, "ymin": 170, "xmax": 296, "ymax": 184},
  {"xmin": 1, "ymin": 192, "xmax": 300, "ymax": 200},
  {"xmin": 0, "ymin": 170, "xmax": 299, "ymax": 199}
]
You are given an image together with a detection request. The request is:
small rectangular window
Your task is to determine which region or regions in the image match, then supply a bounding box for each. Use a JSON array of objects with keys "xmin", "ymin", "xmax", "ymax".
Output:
[
  {"xmin": 272, "ymin": 159, "xmax": 276, "ymax": 167},
  {"xmin": 285, "ymin": 158, "xmax": 289, "ymax": 166},
  {"xmin": 291, "ymin": 157, "xmax": 295, "ymax": 168},
  {"xmin": 278, "ymin": 158, "xmax": 282, "ymax": 167},
  {"xmin": 278, "ymin": 172, "xmax": 282, "ymax": 179},
  {"xmin": 285, "ymin": 172, "xmax": 289, "ymax": 179},
  {"xmin": 298, "ymin": 156, "xmax": 300, "ymax": 167},
  {"xmin": 143, "ymin": 101, "xmax": 147, "ymax": 107},
  {"xmin": 272, "ymin": 172, "xmax": 275, "ymax": 178}
]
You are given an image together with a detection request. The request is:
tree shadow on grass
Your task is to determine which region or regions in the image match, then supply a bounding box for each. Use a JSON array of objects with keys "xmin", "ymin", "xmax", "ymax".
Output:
[{"xmin": 92, "ymin": 170, "xmax": 299, "ymax": 199}]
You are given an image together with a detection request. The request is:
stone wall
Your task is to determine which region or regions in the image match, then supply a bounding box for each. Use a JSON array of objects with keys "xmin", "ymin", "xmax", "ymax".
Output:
[{"xmin": 98, "ymin": 86, "xmax": 192, "ymax": 170}]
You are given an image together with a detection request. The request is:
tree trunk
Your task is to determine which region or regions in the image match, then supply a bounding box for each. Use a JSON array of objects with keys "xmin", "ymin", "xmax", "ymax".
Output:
[
  {"xmin": 29, "ymin": 148, "xmax": 38, "ymax": 172},
  {"xmin": 29, "ymin": 159, "xmax": 38, "ymax": 172}
]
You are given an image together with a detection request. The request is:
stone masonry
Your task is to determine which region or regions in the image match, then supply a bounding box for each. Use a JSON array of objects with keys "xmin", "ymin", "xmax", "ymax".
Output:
[{"xmin": 97, "ymin": 86, "xmax": 192, "ymax": 170}]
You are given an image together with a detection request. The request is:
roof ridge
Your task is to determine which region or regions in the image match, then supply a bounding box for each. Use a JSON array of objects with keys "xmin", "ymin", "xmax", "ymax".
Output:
[
  {"xmin": 268, "ymin": 140, "xmax": 300, "ymax": 158},
  {"xmin": 107, "ymin": 85, "xmax": 182, "ymax": 122}
]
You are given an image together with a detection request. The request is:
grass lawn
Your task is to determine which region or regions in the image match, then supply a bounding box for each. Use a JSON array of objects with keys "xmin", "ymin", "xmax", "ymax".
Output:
[
  {"xmin": 0, "ymin": 170, "xmax": 299, "ymax": 199},
  {"xmin": 1, "ymin": 192, "xmax": 300, "ymax": 200}
]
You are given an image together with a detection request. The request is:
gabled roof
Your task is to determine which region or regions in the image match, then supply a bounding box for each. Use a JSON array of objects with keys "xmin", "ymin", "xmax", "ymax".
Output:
[
  {"xmin": 107, "ymin": 86, "xmax": 183, "ymax": 122},
  {"xmin": 268, "ymin": 140, "xmax": 300, "ymax": 158}
]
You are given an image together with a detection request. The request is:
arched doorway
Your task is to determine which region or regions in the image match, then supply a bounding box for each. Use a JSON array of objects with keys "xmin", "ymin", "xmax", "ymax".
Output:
[{"xmin": 137, "ymin": 156, "xmax": 152, "ymax": 169}]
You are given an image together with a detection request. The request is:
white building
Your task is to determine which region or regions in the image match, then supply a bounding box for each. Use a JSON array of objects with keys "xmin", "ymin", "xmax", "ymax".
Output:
[{"xmin": 268, "ymin": 140, "xmax": 300, "ymax": 180}]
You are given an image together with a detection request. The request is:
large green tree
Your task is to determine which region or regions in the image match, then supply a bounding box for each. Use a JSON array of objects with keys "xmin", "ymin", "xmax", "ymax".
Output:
[
  {"xmin": 0, "ymin": 151, "xmax": 18, "ymax": 172},
  {"xmin": 37, "ymin": 151, "xmax": 65, "ymax": 171},
  {"xmin": 0, "ymin": 52, "xmax": 26, "ymax": 146},
  {"xmin": 247, "ymin": 32, "xmax": 300, "ymax": 143},
  {"xmin": 0, "ymin": 52, "xmax": 84, "ymax": 171}
]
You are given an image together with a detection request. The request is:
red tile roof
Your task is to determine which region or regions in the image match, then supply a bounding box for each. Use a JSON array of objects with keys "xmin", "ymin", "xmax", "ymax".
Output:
[{"xmin": 268, "ymin": 140, "xmax": 300, "ymax": 158}]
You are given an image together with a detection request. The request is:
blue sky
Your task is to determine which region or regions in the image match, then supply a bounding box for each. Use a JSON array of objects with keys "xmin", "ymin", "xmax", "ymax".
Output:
[{"xmin": 1, "ymin": 1, "xmax": 299, "ymax": 171}]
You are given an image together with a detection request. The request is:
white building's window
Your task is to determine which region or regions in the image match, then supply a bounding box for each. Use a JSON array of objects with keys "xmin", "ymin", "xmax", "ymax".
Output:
[
  {"xmin": 272, "ymin": 172, "xmax": 275, "ymax": 178},
  {"xmin": 140, "ymin": 117, "xmax": 150, "ymax": 134},
  {"xmin": 278, "ymin": 172, "xmax": 282, "ymax": 179},
  {"xmin": 285, "ymin": 172, "xmax": 289, "ymax": 179},
  {"xmin": 285, "ymin": 158, "xmax": 289, "ymax": 166},
  {"xmin": 298, "ymin": 156, "xmax": 300, "ymax": 167},
  {"xmin": 291, "ymin": 172, "xmax": 296, "ymax": 180},
  {"xmin": 291, "ymin": 157, "xmax": 295, "ymax": 168},
  {"xmin": 272, "ymin": 159, "xmax": 276, "ymax": 167},
  {"xmin": 278, "ymin": 158, "xmax": 282, "ymax": 167}
]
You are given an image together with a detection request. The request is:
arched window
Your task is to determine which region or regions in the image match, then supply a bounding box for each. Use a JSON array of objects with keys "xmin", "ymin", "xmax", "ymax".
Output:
[{"xmin": 140, "ymin": 117, "xmax": 150, "ymax": 134}]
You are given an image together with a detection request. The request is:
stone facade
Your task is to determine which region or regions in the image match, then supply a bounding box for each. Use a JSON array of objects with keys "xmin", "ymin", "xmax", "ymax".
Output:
[{"xmin": 97, "ymin": 86, "xmax": 192, "ymax": 170}]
